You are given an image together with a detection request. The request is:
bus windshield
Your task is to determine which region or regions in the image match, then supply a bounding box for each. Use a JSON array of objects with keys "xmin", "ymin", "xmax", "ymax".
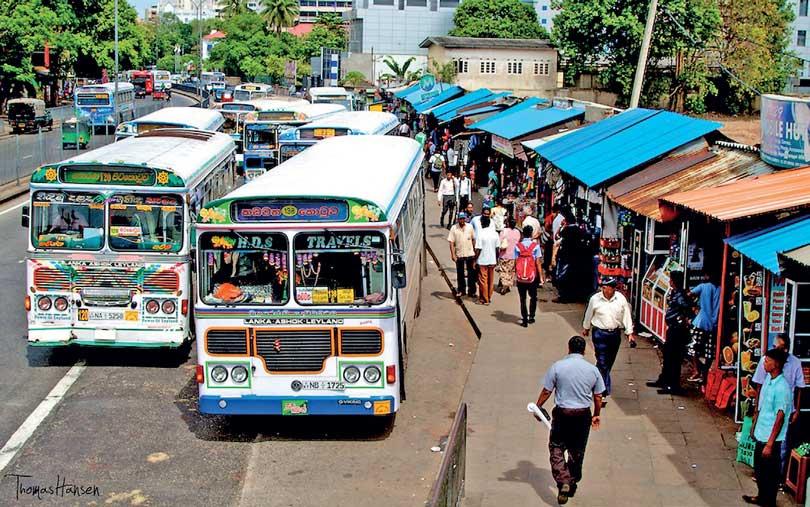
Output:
[
  {"xmin": 77, "ymin": 94, "xmax": 110, "ymax": 106},
  {"xmin": 31, "ymin": 190, "xmax": 104, "ymax": 250},
  {"xmin": 314, "ymin": 97, "xmax": 352, "ymax": 111},
  {"xmin": 233, "ymin": 90, "xmax": 253, "ymax": 101},
  {"xmin": 293, "ymin": 231, "xmax": 386, "ymax": 305},
  {"xmin": 108, "ymin": 194, "xmax": 184, "ymax": 252},
  {"xmin": 199, "ymin": 231, "xmax": 289, "ymax": 305},
  {"xmin": 245, "ymin": 126, "xmax": 276, "ymax": 149}
]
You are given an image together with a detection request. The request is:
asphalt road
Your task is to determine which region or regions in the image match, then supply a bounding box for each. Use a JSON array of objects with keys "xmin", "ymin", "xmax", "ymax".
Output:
[
  {"xmin": 0, "ymin": 181, "xmax": 476, "ymax": 505},
  {"xmin": 0, "ymin": 95, "xmax": 197, "ymax": 187}
]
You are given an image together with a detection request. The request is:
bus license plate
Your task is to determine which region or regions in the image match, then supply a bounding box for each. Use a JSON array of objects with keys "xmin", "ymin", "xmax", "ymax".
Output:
[
  {"xmin": 85, "ymin": 310, "xmax": 124, "ymax": 321},
  {"xmin": 314, "ymin": 128, "xmax": 335, "ymax": 138},
  {"xmin": 299, "ymin": 380, "xmax": 345, "ymax": 391}
]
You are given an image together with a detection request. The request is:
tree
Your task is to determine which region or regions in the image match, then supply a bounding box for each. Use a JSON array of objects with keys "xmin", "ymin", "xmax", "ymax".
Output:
[
  {"xmin": 450, "ymin": 0, "xmax": 549, "ymax": 39},
  {"xmin": 382, "ymin": 56, "xmax": 416, "ymax": 83},
  {"xmin": 298, "ymin": 14, "xmax": 347, "ymax": 57},
  {"xmin": 219, "ymin": 0, "xmax": 248, "ymax": 18},
  {"xmin": 552, "ymin": 0, "xmax": 721, "ymax": 111},
  {"xmin": 261, "ymin": 0, "xmax": 299, "ymax": 34},
  {"xmin": 713, "ymin": 0, "xmax": 798, "ymax": 113},
  {"xmin": 430, "ymin": 58, "xmax": 457, "ymax": 84},
  {"xmin": 340, "ymin": 70, "xmax": 366, "ymax": 87}
]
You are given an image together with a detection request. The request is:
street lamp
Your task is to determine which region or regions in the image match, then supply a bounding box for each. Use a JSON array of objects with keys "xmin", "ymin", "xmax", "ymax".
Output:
[{"xmin": 114, "ymin": 0, "xmax": 119, "ymax": 134}]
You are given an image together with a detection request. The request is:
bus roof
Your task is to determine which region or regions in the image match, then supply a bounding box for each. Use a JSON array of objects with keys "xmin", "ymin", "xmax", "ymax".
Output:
[
  {"xmin": 76, "ymin": 82, "xmax": 135, "ymax": 93},
  {"xmin": 250, "ymin": 103, "xmax": 346, "ymax": 124},
  {"xmin": 309, "ymin": 86, "xmax": 349, "ymax": 96},
  {"xmin": 296, "ymin": 111, "xmax": 398, "ymax": 135},
  {"xmin": 128, "ymin": 107, "xmax": 224, "ymax": 130},
  {"xmin": 32, "ymin": 130, "xmax": 234, "ymax": 189},
  {"xmin": 203, "ymin": 136, "xmax": 422, "ymax": 224},
  {"xmin": 235, "ymin": 82, "xmax": 273, "ymax": 91}
]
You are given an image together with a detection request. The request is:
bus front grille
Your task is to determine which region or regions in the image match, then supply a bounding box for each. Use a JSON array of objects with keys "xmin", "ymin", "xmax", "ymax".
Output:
[
  {"xmin": 206, "ymin": 329, "xmax": 249, "ymax": 355},
  {"xmin": 339, "ymin": 329, "xmax": 383, "ymax": 355},
  {"xmin": 74, "ymin": 269, "xmax": 139, "ymax": 290},
  {"xmin": 33, "ymin": 267, "xmax": 71, "ymax": 291},
  {"xmin": 255, "ymin": 329, "xmax": 333, "ymax": 373},
  {"xmin": 143, "ymin": 270, "xmax": 179, "ymax": 294}
]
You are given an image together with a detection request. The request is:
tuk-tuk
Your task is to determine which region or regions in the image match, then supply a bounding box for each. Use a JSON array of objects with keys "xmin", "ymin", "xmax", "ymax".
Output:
[
  {"xmin": 61, "ymin": 118, "xmax": 91, "ymax": 149},
  {"xmin": 7, "ymin": 98, "xmax": 53, "ymax": 134},
  {"xmin": 152, "ymin": 85, "xmax": 170, "ymax": 101}
]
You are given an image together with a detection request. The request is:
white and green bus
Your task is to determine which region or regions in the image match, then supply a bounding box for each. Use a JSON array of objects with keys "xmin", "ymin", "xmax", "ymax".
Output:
[
  {"xmin": 277, "ymin": 111, "xmax": 399, "ymax": 164},
  {"xmin": 194, "ymin": 135, "xmax": 425, "ymax": 417},
  {"xmin": 24, "ymin": 129, "xmax": 238, "ymax": 348}
]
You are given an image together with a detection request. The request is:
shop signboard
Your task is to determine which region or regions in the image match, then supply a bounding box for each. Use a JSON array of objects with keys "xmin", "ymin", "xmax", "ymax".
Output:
[
  {"xmin": 640, "ymin": 257, "xmax": 682, "ymax": 342},
  {"xmin": 735, "ymin": 255, "xmax": 765, "ymax": 422},
  {"xmin": 768, "ymin": 277, "xmax": 787, "ymax": 349},
  {"xmin": 719, "ymin": 249, "xmax": 742, "ymax": 370},
  {"xmin": 491, "ymin": 134, "xmax": 514, "ymax": 157},
  {"xmin": 760, "ymin": 94, "xmax": 810, "ymax": 168}
]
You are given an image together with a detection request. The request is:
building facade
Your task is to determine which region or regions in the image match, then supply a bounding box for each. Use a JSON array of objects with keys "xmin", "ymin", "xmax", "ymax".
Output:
[
  {"xmin": 534, "ymin": 0, "xmax": 558, "ymax": 31},
  {"xmin": 420, "ymin": 36, "xmax": 558, "ymax": 97},
  {"xmin": 790, "ymin": 0, "xmax": 810, "ymax": 86}
]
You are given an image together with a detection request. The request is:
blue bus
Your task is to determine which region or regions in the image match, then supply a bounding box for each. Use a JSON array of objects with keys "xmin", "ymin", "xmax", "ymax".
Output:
[{"xmin": 74, "ymin": 82, "xmax": 136, "ymax": 131}]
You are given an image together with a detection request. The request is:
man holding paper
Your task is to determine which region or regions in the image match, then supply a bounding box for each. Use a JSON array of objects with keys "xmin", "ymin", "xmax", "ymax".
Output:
[{"xmin": 535, "ymin": 336, "xmax": 605, "ymax": 505}]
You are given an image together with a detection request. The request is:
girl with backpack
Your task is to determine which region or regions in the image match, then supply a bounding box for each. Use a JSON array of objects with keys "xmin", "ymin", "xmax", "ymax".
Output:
[
  {"xmin": 496, "ymin": 217, "xmax": 520, "ymax": 294},
  {"xmin": 515, "ymin": 225, "xmax": 545, "ymax": 327}
]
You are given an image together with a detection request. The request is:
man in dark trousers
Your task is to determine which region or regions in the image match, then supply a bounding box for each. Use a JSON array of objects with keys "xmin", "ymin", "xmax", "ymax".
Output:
[
  {"xmin": 744, "ymin": 348, "xmax": 792, "ymax": 507},
  {"xmin": 647, "ymin": 270, "xmax": 692, "ymax": 395},
  {"xmin": 536, "ymin": 336, "xmax": 604, "ymax": 505}
]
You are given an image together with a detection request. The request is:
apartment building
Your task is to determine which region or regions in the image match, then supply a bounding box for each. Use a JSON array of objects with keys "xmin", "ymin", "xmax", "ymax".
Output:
[{"xmin": 791, "ymin": 0, "xmax": 810, "ymax": 88}]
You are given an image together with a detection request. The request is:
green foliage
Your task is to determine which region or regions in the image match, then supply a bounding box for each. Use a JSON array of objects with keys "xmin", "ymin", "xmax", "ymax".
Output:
[
  {"xmin": 261, "ymin": 0, "xmax": 299, "ymax": 34},
  {"xmin": 298, "ymin": 15, "xmax": 348, "ymax": 57},
  {"xmin": 450, "ymin": 0, "xmax": 550, "ymax": 39},
  {"xmin": 340, "ymin": 71, "xmax": 367, "ymax": 87},
  {"xmin": 220, "ymin": 0, "xmax": 249, "ymax": 18},
  {"xmin": 382, "ymin": 57, "xmax": 416, "ymax": 81},
  {"xmin": 430, "ymin": 58, "xmax": 457, "ymax": 83}
]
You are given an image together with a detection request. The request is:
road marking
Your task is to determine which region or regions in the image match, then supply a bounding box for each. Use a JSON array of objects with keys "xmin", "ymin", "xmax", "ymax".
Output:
[
  {"xmin": 0, "ymin": 201, "xmax": 26, "ymax": 217},
  {"xmin": 0, "ymin": 363, "xmax": 86, "ymax": 473},
  {"xmin": 21, "ymin": 155, "xmax": 32, "ymax": 160}
]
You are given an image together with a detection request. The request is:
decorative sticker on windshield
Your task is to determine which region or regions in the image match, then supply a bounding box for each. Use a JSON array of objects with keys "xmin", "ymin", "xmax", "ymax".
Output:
[{"xmin": 234, "ymin": 200, "xmax": 349, "ymax": 223}]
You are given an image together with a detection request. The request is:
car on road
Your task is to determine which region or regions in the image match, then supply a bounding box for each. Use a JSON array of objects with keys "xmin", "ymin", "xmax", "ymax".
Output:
[
  {"xmin": 7, "ymin": 98, "xmax": 53, "ymax": 134},
  {"xmin": 152, "ymin": 87, "xmax": 171, "ymax": 101},
  {"xmin": 61, "ymin": 118, "xmax": 91, "ymax": 149},
  {"xmin": 211, "ymin": 88, "xmax": 234, "ymax": 106}
]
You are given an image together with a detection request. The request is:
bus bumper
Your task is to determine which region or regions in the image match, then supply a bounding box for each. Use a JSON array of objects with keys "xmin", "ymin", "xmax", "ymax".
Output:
[
  {"xmin": 199, "ymin": 395, "xmax": 396, "ymax": 416},
  {"xmin": 27, "ymin": 327, "xmax": 187, "ymax": 348}
]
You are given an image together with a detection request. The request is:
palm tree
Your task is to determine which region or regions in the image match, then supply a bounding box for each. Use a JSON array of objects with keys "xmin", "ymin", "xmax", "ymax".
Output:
[
  {"xmin": 261, "ymin": 0, "xmax": 299, "ymax": 34},
  {"xmin": 382, "ymin": 56, "xmax": 416, "ymax": 84},
  {"xmin": 219, "ymin": 0, "xmax": 247, "ymax": 17},
  {"xmin": 430, "ymin": 58, "xmax": 457, "ymax": 84}
]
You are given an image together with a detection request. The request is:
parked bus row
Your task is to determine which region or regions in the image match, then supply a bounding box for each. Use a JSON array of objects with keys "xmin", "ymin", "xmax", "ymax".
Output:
[{"xmin": 22, "ymin": 120, "xmax": 423, "ymax": 419}]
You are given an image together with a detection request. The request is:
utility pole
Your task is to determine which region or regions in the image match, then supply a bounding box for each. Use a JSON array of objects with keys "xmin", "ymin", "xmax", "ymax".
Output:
[
  {"xmin": 629, "ymin": 0, "xmax": 657, "ymax": 109},
  {"xmin": 114, "ymin": 0, "xmax": 119, "ymax": 124}
]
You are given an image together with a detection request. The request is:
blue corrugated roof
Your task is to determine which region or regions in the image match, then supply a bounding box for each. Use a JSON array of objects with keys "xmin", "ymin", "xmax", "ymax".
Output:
[
  {"xmin": 437, "ymin": 92, "xmax": 511, "ymax": 122},
  {"xmin": 469, "ymin": 102, "xmax": 584, "ymax": 140},
  {"xmin": 426, "ymin": 88, "xmax": 492, "ymax": 116},
  {"xmin": 531, "ymin": 108, "xmax": 722, "ymax": 187},
  {"xmin": 411, "ymin": 86, "xmax": 464, "ymax": 113},
  {"xmin": 403, "ymin": 83, "xmax": 456, "ymax": 106},
  {"xmin": 725, "ymin": 216, "xmax": 810, "ymax": 274},
  {"xmin": 394, "ymin": 83, "xmax": 420, "ymax": 99}
]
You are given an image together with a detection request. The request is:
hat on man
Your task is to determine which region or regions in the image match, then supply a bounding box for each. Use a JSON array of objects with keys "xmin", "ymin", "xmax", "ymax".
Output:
[
  {"xmin": 457, "ymin": 212, "xmax": 468, "ymax": 219},
  {"xmin": 600, "ymin": 277, "xmax": 617, "ymax": 287}
]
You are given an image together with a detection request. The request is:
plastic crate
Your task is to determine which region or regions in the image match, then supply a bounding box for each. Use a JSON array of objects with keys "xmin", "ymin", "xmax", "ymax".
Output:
[{"xmin": 736, "ymin": 438, "xmax": 756, "ymax": 468}]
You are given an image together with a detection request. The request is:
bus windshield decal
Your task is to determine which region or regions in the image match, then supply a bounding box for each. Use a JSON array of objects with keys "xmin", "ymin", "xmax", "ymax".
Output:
[
  {"xmin": 234, "ymin": 200, "xmax": 349, "ymax": 223},
  {"xmin": 31, "ymin": 190, "xmax": 105, "ymax": 251},
  {"xmin": 61, "ymin": 166, "xmax": 156, "ymax": 186}
]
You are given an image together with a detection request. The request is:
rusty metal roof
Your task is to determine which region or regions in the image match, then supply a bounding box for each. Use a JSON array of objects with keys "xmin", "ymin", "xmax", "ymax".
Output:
[
  {"xmin": 660, "ymin": 165, "xmax": 810, "ymax": 221},
  {"xmin": 608, "ymin": 147, "xmax": 774, "ymax": 221},
  {"xmin": 781, "ymin": 244, "xmax": 810, "ymax": 268}
]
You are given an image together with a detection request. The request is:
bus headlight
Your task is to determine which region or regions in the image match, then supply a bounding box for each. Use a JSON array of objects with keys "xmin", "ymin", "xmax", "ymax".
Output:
[
  {"xmin": 161, "ymin": 300, "xmax": 176, "ymax": 314},
  {"xmin": 231, "ymin": 365, "xmax": 248, "ymax": 384},
  {"xmin": 37, "ymin": 296, "xmax": 52, "ymax": 311},
  {"xmin": 363, "ymin": 366, "xmax": 381, "ymax": 384},
  {"xmin": 145, "ymin": 299, "xmax": 160, "ymax": 314},
  {"xmin": 210, "ymin": 365, "xmax": 228, "ymax": 383},
  {"xmin": 54, "ymin": 297, "xmax": 69, "ymax": 312},
  {"xmin": 343, "ymin": 366, "xmax": 361, "ymax": 384}
]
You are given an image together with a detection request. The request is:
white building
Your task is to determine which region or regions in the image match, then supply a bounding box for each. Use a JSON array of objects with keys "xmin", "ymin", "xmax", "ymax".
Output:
[
  {"xmin": 146, "ymin": 0, "xmax": 220, "ymax": 22},
  {"xmin": 534, "ymin": 0, "xmax": 558, "ymax": 31},
  {"xmin": 790, "ymin": 0, "xmax": 810, "ymax": 89}
]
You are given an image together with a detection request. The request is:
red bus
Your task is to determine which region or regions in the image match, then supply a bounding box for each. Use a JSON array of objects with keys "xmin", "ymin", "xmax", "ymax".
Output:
[{"xmin": 130, "ymin": 70, "xmax": 153, "ymax": 97}]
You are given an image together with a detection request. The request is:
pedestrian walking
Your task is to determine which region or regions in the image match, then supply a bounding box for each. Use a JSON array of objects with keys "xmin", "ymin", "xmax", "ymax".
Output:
[
  {"xmin": 397, "ymin": 121, "xmax": 411, "ymax": 137},
  {"xmin": 535, "ymin": 336, "xmax": 604, "ymax": 505},
  {"xmin": 515, "ymin": 225, "xmax": 544, "ymax": 327},
  {"xmin": 752, "ymin": 334, "xmax": 805, "ymax": 477},
  {"xmin": 647, "ymin": 271, "xmax": 691, "ymax": 395},
  {"xmin": 581, "ymin": 278, "xmax": 636, "ymax": 406},
  {"xmin": 474, "ymin": 216, "xmax": 499, "ymax": 305},
  {"xmin": 447, "ymin": 145, "xmax": 458, "ymax": 174},
  {"xmin": 686, "ymin": 271, "xmax": 720, "ymax": 383},
  {"xmin": 496, "ymin": 217, "xmax": 520, "ymax": 295},
  {"xmin": 522, "ymin": 205, "xmax": 542, "ymax": 240},
  {"xmin": 471, "ymin": 206, "xmax": 494, "ymax": 240},
  {"xmin": 743, "ymin": 348, "xmax": 792, "ymax": 507},
  {"xmin": 458, "ymin": 170, "xmax": 472, "ymax": 211},
  {"xmin": 447, "ymin": 212, "xmax": 476, "ymax": 298},
  {"xmin": 491, "ymin": 199, "xmax": 507, "ymax": 233},
  {"xmin": 428, "ymin": 151, "xmax": 445, "ymax": 192},
  {"xmin": 437, "ymin": 172, "xmax": 458, "ymax": 228}
]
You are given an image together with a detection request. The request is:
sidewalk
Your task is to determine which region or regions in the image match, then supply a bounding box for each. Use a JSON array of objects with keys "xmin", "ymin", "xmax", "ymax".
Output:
[{"xmin": 423, "ymin": 196, "xmax": 793, "ymax": 506}]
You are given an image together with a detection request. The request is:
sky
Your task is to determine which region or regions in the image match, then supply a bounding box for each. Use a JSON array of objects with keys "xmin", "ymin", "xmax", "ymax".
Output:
[{"xmin": 128, "ymin": 0, "xmax": 155, "ymax": 19}]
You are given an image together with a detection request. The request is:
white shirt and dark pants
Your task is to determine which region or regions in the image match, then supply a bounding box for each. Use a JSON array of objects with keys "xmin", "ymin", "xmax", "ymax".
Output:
[
  {"xmin": 543, "ymin": 353, "xmax": 605, "ymax": 495},
  {"xmin": 437, "ymin": 178, "xmax": 458, "ymax": 228},
  {"xmin": 582, "ymin": 290, "xmax": 634, "ymax": 396},
  {"xmin": 475, "ymin": 226, "xmax": 500, "ymax": 304}
]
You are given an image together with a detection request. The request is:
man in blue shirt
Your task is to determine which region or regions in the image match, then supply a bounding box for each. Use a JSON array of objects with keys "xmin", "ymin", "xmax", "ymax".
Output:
[
  {"xmin": 536, "ymin": 336, "xmax": 605, "ymax": 505},
  {"xmin": 686, "ymin": 272, "xmax": 720, "ymax": 383},
  {"xmin": 743, "ymin": 348, "xmax": 792, "ymax": 507}
]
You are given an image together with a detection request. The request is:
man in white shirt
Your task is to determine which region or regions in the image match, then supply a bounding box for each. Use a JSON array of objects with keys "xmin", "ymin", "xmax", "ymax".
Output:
[
  {"xmin": 447, "ymin": 146, "xmax": 459, "ymax": 174},
  {"xmin": 447, "ymin": 212, "xmax": 477, "ymax": 298},
  {"xmin": 437, "ymin": 172, "xmax": 458, "ymax": 229},
  {"xmin": 474, "ymin": 216, "xmax": 500, "ymax": 305},
  {"xmin": 428, "ymin": 152, "xmax": 445, "ymax": 192},
  {"xmin": 471, "ymin": 206, "xmax": 495, "ymax": 240},
  {"xmin": 522, "ymin": 206, "xmax": 542, "ymax": 240},
  {"xmin": 458, "ymin": 170, "xmax": 472, "ymax": 210},
  {"xmin": 581, "ymin": 278, "xmax": 636, "ymax": 405}
]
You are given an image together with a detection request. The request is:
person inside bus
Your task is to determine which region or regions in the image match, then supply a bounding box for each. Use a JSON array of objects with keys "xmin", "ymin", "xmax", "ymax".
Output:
[{"xmin": 49, "ymin": 207, "xmax": 89, "ymax": 234}]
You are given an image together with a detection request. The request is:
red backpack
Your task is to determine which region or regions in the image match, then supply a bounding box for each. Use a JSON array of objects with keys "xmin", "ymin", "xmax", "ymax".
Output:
[{"xmin": 516, "ymin": 241, "xmax": 538, "ymax": 284}]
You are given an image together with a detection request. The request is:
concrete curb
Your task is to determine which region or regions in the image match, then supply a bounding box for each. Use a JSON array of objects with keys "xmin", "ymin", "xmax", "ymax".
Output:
[{"xmin": 425, "ymin": 240, "xmax": 482, "ymax": 340}]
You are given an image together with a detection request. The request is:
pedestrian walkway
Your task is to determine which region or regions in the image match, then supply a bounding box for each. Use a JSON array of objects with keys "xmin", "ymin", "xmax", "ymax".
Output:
[{"xmin": 423, "ymin": 196, "xmax": 794, "ymax": 506}]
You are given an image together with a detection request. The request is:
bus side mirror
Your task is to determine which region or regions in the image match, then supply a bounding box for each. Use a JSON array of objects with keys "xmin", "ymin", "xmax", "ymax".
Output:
[
  {"xmin": 392, "ymin": 259, "xmax": 407, "ymax": 289},
  {"xmin": 21, "ymin": 205, "xmax": 29, "ymax": 228}
]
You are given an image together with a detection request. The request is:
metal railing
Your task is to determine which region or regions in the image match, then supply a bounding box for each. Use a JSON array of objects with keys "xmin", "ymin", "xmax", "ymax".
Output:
[{"xmin": 427, "ymin": 402, "xmax": 467, "ymax": 507}]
